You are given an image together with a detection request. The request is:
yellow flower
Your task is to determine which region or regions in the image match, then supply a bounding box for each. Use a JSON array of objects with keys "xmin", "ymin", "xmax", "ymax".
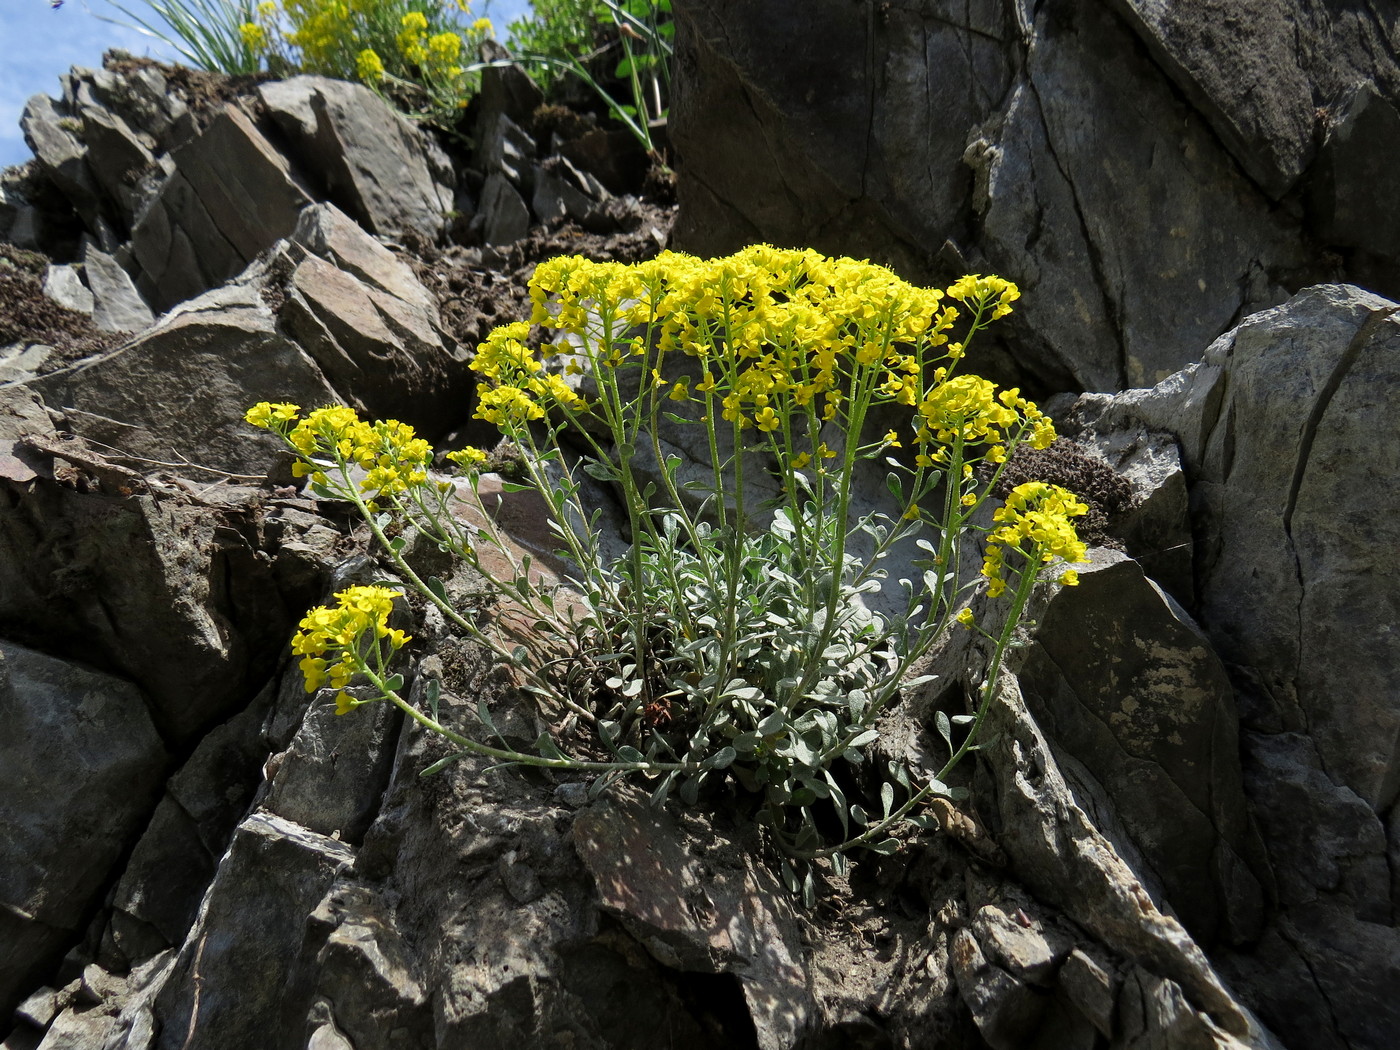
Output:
[
  {"xmin": 955, "ymin": 608, "xmax": 976, "ymax": 628},
  {"xmin": 356, "ymin": 48, "xmax": 385, "ymax": 82},
  {"xmin": 239, "ymin": 22, "xmax": 267, "ymax": 51},
  {"xmin": 446, "ymin": 446, "xmax": 488, "ymax": 467},
  {"xmin": 400, "ymin": 10, "xmax": 428, "ymax": 31},
  {"xmin": 245, "ymin": 401, "xmax": 300, "ymax": 429},
  {"xmin": 471, "ymin": 16, "xmax": 493, "ymax": 33},
  {"xmin": 1058, "ymin": 569, "xmax": 1080, "ymax": 586}
]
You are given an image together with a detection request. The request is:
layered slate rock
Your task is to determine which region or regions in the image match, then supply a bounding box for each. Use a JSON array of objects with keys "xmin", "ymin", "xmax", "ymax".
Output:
[
  {"xmin": 130, "ymin": 105, "xmax": 313, "ymax": 311},
  {"xmin": 258, "ymin": 76, "xmax": 454, "ymax": 242},
  {"xmin": 0, "ymin": 643, "xmax": 166, "ymax": 1018},
  {"xmin": 671, "ymin": 0, "xmax": 1399, "ymax": 392}
]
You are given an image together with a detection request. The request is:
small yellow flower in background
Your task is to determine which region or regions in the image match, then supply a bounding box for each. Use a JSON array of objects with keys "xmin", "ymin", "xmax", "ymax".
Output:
[
  {"xmin": 1059, "ymin": 569, "xmax": 1080, "ymax": 586},
  {"xmin": 471, "ymin": 16, "xmax": 492, "ymax": 33},
  {"xmin": 790, "ymin": 451, "xmax": 811, "ymax": 470},
  {"xmin": 883, "ymin": 430, "xmax": 901, "ymax": 448},
  {"xmin": 427, "ymin": 31, "xmax": 461, "ymax": 63},
  {"xmin": 960, "ymin": 493, "xmax": 977, "ymax": 506},
  {"xmin": 239, "ymin": 21, "xmax": 267, "ymax": 50},
  {"xmin": 356, "ymin": 48, "xmax": 385, "ymax": 82},
  {"xmin": 446, "ymin": 446, "xmax": 488, "ymax": 468},
  {"xmin": 955, "ymin": 608, "xmax": 976, "ymax": 628},
  {"xmin": 257, "ymin": 0, "xmax": 277, "ymax": 15},
  {"xmin": 400, "ymin": 11, "xmax": 428, "ymax": 31}
]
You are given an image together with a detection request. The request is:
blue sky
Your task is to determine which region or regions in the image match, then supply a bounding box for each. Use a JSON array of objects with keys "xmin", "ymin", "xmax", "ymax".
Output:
[{"xmin": 0, "ymin": 0, "xmax": 531, "ymax": 170}]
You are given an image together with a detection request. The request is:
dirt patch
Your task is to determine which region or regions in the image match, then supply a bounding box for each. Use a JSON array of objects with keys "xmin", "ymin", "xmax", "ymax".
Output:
[{"xmin": 407, "ymin": 201, "xmax": 676, "ymax": 352}]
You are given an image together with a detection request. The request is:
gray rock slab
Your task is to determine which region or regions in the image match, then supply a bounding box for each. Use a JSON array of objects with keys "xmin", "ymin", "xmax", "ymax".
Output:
[
  {"xmin": 82, "ymin": 244, "xmax": 154, "ymax": 333},
  {"xmin": 41, "ymin": 265, "xmax": 93, "ymax": 315},
  {"xmin": 0, "ymin": 642, "xmax": 166, "ymax": 1015},
  {"xmin": 1192, "ymin": 286, "xmax": 1400, "ymax": 809},
  {"xmin": 1018, "ymin": 550, "xmax": 1266, "ymax": 947},
  {"xmin": 671, "ymin": 0, "xmax": 1394, "ymax": 392},
  {"xmin": 29, "ymin": 276, "xmax": 337, "ymax": 478},
  {"xmin": 148, "ymin": 812, "xmax": 355, "ymax": 1050},
  {"xmin": 131, "ymin": 106, "xmax": 312, "ymax": 311},
  {"xmin": 479, "ymin": 172, "xmax": 530, "ymax": 246},
  {"xmin": 258, "ymin": 76, "xmax": 452, "ymax": 241}
]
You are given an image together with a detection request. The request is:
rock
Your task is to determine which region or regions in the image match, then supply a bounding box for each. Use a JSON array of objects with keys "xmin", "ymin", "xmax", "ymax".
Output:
[
  {"xmin": 976, "ymin": 671, "xmax": 1276, "ymax": 1047},
  {"xmin": 1017, "ymin": 550, "xmax": 1267, "ymax": 947},
  {"xmin": 573, "ymin": 797, "xmax": 814, "ymax": 1049},
  {"xmin": 81, "ymin": 244, "xmax": 153, "ymax": 333},
  {"xmin": 258, "ymin": 76, "xmax": 453, "ymax": 242},
  {"xmin": 671, "ymin": 0, "xmax": 1397, "ymax": 392},
  {"xmin": 29, "ymin": 275, "xmax": 338, "ymax": 477},
  {"xmin": 1102, "ymin": 0, "xmax": 1316, "ymax": 199},
  {"xmin": 102, "ymin": 673, "xmax": 322, "ymax": 970},
  {"xmin": 479, "ymin": 112, "xmax": 536, "ymax": 187},
  {"xmin": 279, "ymin": 881, "xmax": 432, "ymax": 1050},
  {"xmin": 21, "ymin": 93, "xmax": 102, "ymax": 233},
  {"xmin": 473, "ymin": 40, "xmax": 544, "ymax": 134},
  {"xmin": 478, "ymin": 173, "xmax": 531, "ymax": 246},
  {"xmin": 0, "ymin": 344, "xmax": 55, "ymax": 386},
  {"xmin": 1190, "ymin": 286, "xmax": 1400, "ymax": 806},
  {"xmin": 77, "ymin": 100, "xmax": 156, "ymax": 232},
  {"xmin": 147, "ymin": 812, "xmax": 355, "ymax": 1050},
  {"xmin": 41, "ymin": 266, "xmax": 93, "ymax": 316},
  {"xmin": 1059, "ymin": 948, "xmax": 1117, "ymax": 1039},
  {"xmin": 1068, "ymin": 421, "xmax": 1193, "ymax": 604},
  {"xmin": 0, "ymin": 642, "xmax": 166, "ymax": 1017},
  {"xmin": 951, "ymin": 926, "xmax": 1046, "ymax": 1050},
  {"xmin": 130, "ymin": 105, "xmax": 313, "ymax": 311},
  {"xmin": 0, "ymin": 440, "xmax": 304, "ymax": 743},
  {"xmin": 1306, "ymin": 83, "xmax": 1400, "ymax": 306},
  {"xmin": 532, "ymin": 155, "xmax": 608, "ymax": 226},
  {"xmin": 261, "ymin": 679, "xmax": 400, "ymax": 844}
]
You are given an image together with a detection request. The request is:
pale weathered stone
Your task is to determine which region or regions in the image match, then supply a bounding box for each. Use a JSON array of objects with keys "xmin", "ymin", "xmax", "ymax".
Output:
[{"xmin": 82, "ymin": 243, "xmax": 153, "ymax": 333}]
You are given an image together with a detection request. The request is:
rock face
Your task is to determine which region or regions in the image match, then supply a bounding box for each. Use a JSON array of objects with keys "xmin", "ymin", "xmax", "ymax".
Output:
[
  {"xmin": 4, "ymin": 42, "xmax": 1400, "ymax": 1050},
  {"xmin": 670, "ymin": 0, "xmax": 1399, "ymax": 392},
  {"xmin": 1061, "ymin": 284, "xmax": 1400, "ymax": 1049}
]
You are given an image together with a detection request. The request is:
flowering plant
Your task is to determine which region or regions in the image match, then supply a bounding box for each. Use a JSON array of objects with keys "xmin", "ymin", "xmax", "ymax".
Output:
[
  {"xmin": 247, "ymin": 246, "xmax": 1085, "ymax": 898},
  {"xmin": 236, "ymin": 0, "xmax": 495, "ymax": 126}
]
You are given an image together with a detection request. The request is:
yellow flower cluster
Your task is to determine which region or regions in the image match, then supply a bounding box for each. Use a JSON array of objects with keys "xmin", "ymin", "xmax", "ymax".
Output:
[
  {"xmin": 291, "ymin": 585, "xmax": 410, "ymax": 713},
  {"xmin": 915, "ymin": 377, "xmax": 1055, "ymax": 460},
  {"xmin": 946, "ymin": 274, "xmax": 1022, "ymax": 320},
  {"xmin": 472, "ymin": 247, "xmax": 1046, "ymax": 480},
  {"xmin": 469, "ymin": 321, "xmax": 587, "ymax": 426},
  {"xmin": 980, "ymin": 482, "xmax": 1088, "ymax": 597},
  {"xmin": 243, "ymin": 0, "xmax": 489, "ymax": 103},
  {"xmin": 243, "ymin": 403, "xmax": 434, "ymax": 502}
]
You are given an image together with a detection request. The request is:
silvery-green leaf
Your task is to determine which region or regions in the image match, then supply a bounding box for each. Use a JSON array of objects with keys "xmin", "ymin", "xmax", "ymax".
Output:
[
  {"xmin": 866, "ymin": 837, "xmax": 900, "ymax": 855},
  {"xmin": 881, "ymin": 781, "xmax": 895, "ymax": 817},
  {"xmin": 615, "ymin": 745, "xmax": 645, "ymax": 763},
  {"xmin": 419, "ymin": 751, "xmax": 468, "ymax": 776}
]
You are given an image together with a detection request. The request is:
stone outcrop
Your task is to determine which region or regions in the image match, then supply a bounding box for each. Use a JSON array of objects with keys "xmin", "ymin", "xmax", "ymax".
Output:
[
  {"xmin": 670, "ymin": 0, "xmax": 1399, "ymax": 393},
  {"xmin": 3, "ymin": 34, "xmax": 1399, "ymax": 1050}
]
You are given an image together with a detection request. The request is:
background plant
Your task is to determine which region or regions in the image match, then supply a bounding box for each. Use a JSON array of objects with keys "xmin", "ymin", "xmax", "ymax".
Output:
[
  {"xmin": 98, "ymin": 0, "xmax": 263, "ymax": 74},
  {"xmin": 247, "ymin": 247, "xmax": 1085, "ymax": 901},
  {"xmin": 238, "ymin": 0, "xmax": 496, "ymax": 127},
  {"xmin": 507, "ymin": 0, "xmax": 672, "ymax": 154}
]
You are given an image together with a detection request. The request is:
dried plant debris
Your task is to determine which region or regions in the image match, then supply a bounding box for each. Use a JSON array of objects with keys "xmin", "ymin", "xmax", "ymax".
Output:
[
  {"xmin": 0, "ymin": 245, "xmax": 119, "ymax": 365},
  {"xmin": 407, "ymin": 201, "xmax": 674, "ymax": 351}
]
